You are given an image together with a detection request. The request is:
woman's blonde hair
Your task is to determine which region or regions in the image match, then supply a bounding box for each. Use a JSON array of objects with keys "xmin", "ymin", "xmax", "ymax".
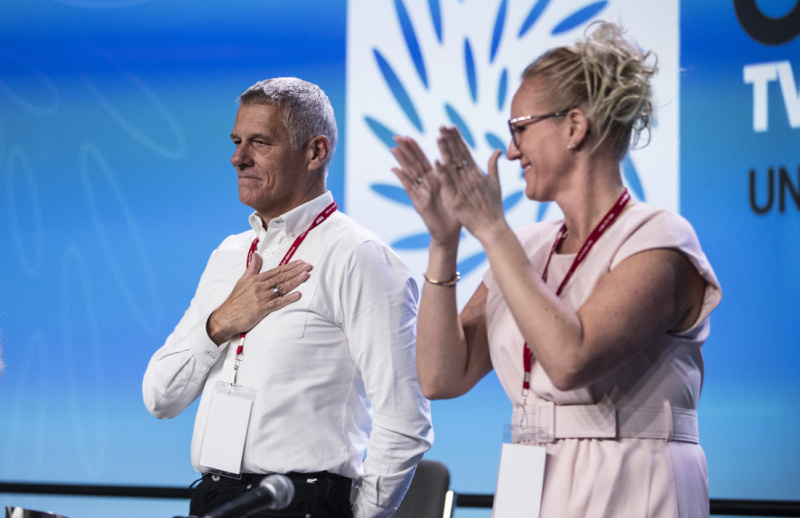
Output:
[{"xmin": 522, "ymin": 21, "xmax": 657, "ymax": 159}]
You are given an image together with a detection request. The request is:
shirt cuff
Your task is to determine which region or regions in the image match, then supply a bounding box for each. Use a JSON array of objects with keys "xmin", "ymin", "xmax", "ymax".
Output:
[
  {"xmin": 352, "ymin": 494, "xmax": 397, "ymax": 518},
  {"xmin": 189, "ymin": 317, "xmax": 227, "ymax": 371}
]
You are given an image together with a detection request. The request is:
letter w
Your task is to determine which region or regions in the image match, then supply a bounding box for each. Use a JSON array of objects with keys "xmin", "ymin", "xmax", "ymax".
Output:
[{"xmin": 776, "ymin": 61, "xmax": 800, "ymax": 129}]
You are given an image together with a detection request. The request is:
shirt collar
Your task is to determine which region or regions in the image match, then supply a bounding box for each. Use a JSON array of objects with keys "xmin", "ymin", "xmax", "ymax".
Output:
[{"xmin": 248, "ymin": 191, "xmax": 335, "ymax": 236}]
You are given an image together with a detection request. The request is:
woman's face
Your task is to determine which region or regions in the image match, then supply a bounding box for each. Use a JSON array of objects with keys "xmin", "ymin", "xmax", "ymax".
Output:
[{"xmin": 506, "ymin": 78, "xmax": 570, "ymax": 202}]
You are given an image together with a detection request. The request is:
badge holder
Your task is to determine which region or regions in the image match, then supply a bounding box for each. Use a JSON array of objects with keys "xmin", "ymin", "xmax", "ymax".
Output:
[
  {"xmin": 492, "ymin": 423, "xmax": 547, "ymax": 518},
  {"xmin": 198, "ymin": 380, "xmax": 256, "ymax": 478}
]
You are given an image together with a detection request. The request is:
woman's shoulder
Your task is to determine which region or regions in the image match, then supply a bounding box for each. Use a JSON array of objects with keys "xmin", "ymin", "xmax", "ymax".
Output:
[
  {"xmin": 609, "ymin": 202, "xmax": 716, "ymax": 284},
  {"xmin": 618, "ymin": 202, "xmax": 700, "ymax": 250}
]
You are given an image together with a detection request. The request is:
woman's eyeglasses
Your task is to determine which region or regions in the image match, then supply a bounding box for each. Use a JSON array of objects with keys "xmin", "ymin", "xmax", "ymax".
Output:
[{"xmin": 507, "ymin": 111, "xmax": 568, "ymax": 148}]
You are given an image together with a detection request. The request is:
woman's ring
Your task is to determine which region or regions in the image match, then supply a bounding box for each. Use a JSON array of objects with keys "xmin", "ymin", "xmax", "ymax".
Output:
[
  {"xmin": 456, "ymin": 160, "xmax": 468, "ymax": 171},
  {"xmin": 413, "ymin": 178, "xmax": 423, "ymax": 188},
  {"xmin": 273, "ymin": 285, "xmax": 282, "ymax": 297}
]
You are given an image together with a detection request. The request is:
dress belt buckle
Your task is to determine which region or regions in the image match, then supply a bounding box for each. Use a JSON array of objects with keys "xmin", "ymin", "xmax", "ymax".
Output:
[
  {"xmin": 510, "ymin": 403, "xmax": 553, "ymax": 445},
  {"xmin": 534, "ymin": 401, "xmax": 556, "ymax": 444}
]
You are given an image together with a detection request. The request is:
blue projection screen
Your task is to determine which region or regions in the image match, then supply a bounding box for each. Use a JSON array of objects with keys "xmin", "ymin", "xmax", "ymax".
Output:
[{"xmin": 1, "ymin": 1, "xmax": 799, "ymax": 517}]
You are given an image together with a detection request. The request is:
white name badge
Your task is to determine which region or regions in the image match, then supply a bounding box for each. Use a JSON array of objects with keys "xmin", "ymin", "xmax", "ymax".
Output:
[
  {"xmin": 198, "ymin": 380, "xmax": 256, "ymax": 477},
  {"xmin": 492, "ymin": 443, "xmax": 547, "ymax": 518}
]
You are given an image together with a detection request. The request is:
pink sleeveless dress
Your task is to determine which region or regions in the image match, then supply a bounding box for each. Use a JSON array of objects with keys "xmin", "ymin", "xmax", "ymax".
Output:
[{"xmin": 484, "ymin": 202, "xmax": 722, "ymax": 518}]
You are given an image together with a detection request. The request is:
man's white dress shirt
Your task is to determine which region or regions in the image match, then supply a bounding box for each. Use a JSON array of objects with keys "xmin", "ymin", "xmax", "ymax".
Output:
[{"xmin": 143, "ymin": 192, "xmax": 433, "ymax": 517}]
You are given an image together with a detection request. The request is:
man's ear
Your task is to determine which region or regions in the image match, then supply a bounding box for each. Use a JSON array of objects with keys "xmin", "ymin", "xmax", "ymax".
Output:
[
  {"xmin": 565, "ymin": 108, "xmax": 590, "ymax": 151},
  {"xmin": 306, "ymin": 135, "xmax": 330, "ymax": 170}
]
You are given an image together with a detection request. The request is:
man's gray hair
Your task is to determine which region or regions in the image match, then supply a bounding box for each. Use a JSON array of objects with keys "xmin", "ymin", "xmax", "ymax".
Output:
[{"xmin": 238, "ymin": 77, "xmax": 337, "ymax": 169}]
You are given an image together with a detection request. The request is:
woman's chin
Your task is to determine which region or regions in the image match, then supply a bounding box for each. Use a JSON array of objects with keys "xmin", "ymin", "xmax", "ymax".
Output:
[{"xmin": 524, "ymin": 186, "xmax": 543, "ymax": 202}]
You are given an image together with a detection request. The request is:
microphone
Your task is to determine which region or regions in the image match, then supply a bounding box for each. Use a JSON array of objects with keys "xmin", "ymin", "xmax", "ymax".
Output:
[{"xmin": 202, "ymin": 474, "xmax": 295, "ymax": 518}]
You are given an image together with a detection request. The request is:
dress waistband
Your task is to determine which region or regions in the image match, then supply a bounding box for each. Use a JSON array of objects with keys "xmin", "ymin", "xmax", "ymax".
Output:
[{"xmin": 511, "ymin": 400, "xmax": 698, "ymax": 444}]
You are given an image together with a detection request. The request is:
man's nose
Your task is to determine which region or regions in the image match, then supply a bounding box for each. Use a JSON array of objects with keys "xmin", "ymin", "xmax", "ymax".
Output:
[{"xmin": 232, "ymin": 145, "xmax": 251, "ymax": 168}]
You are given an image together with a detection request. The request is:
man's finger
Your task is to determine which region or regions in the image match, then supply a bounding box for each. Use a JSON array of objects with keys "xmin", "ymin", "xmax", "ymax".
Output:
[{"xmin": 267, "ymin": 290, "xmax": 302, "ymax": 311}]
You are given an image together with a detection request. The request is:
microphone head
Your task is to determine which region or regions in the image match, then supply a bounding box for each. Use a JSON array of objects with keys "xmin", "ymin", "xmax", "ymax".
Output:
[{"xmin": 260, "ymin": 474, "xmax": 295, "ymax": 510}]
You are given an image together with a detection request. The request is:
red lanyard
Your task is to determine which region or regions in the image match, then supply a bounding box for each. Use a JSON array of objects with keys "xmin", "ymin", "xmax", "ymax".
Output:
[
  {"xmin": 231, "ymin": 201, "xmax": 337, "ymax": 383},
  {"xmin": 522, "ymin": 189, "xmax": 630, "ymax": 394}
]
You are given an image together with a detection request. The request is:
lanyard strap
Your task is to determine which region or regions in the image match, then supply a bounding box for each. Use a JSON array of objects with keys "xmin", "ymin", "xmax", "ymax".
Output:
[
  {"xmin": 522, "ymin": 189, "xmax": 630, "ymax": 395},
  {"xmin": 277, "ymin": 201, "xmax": 338, "ymax": 266},
  {"xmin": 541, "ymin": 189, "xmax": 630, "ymax": 297},
  {"xmin": 232, "ymin": 201, "xmax": 338, "ymax": 383}
]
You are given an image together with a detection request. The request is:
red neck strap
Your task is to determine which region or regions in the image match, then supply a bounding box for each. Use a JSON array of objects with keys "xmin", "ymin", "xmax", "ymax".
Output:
[
  {"xmin": 237, "ymin": 201, "xmax": 338, "ymax": 354},
  {"xmin": 541, "ymin": 189, "xmax": 630, "ymax": 296},
  {"xmin": 523, "ymin": 189, "xmax": 630, "ymax": 393}
]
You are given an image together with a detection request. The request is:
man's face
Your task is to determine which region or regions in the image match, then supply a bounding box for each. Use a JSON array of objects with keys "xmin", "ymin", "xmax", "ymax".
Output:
[{"xmin": 230, "ymin": 103, "xmax": 313, "ymax": 221}]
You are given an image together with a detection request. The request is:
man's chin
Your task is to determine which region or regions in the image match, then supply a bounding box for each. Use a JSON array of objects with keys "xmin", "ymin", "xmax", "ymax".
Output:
[
  {"xmin": 238, "ymin": 176, "xmax": 262, "ymax": 186},
  {"xmin": 238, "ymin": 192, "xmax": 261, "ymax": 210}
]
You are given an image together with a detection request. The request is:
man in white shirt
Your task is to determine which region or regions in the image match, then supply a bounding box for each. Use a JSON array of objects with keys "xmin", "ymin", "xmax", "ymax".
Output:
[{"xmin": 142, "ymin": 77, "xmax": 433, "ymax": 518}]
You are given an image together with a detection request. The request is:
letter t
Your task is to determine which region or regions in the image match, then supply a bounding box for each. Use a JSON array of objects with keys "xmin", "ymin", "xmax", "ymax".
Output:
[{"xmin": 744, "ymin": 62, "xmax": 778, "ymax": 132}]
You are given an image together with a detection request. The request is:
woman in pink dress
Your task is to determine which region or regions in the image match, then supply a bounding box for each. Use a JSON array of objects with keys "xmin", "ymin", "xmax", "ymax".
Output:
[{"xmin": 391, "ymin": 21, "xmax": 721, "ymax": 518}]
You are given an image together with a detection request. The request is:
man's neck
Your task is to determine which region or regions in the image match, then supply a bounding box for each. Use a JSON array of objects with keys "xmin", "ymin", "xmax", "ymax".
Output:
[{"xmin": 255, "ymin": 184, "xmax": 327, "ymax": 229}]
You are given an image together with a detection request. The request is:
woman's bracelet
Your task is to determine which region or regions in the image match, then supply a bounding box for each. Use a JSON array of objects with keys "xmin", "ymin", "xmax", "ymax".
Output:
[{"xmin": 423, "ymin": 271, "xmax": 460, "ymax": 287}]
